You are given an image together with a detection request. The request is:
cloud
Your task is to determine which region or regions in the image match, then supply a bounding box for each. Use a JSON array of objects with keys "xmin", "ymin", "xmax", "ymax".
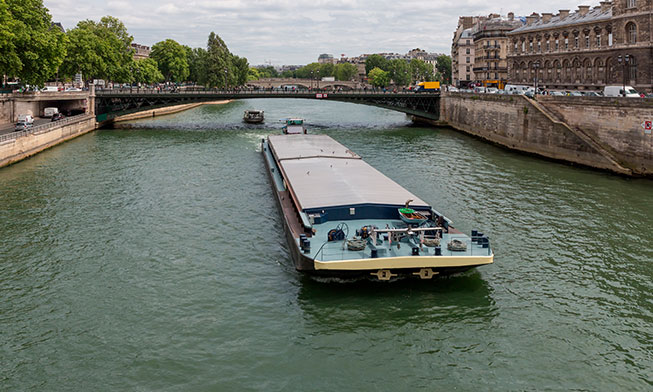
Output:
[{"xmin": 43, "ymin": 0, "xmax": 599, "ymax": 65}]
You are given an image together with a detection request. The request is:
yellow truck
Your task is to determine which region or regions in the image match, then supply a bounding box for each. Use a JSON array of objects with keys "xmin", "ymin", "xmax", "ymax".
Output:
[{"xmin": 415, "ymin": 81, "xmax": 440, "ymax": 92}]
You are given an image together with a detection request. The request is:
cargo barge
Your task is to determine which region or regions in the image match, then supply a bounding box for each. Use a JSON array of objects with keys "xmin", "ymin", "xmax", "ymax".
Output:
[{"xmin": 261, "ymin": 133, "xmax": 493, "ymax": 281}]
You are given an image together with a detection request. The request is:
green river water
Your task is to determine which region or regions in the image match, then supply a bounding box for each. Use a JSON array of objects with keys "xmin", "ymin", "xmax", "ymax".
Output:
[{"xmin": 1, "ymin": 99, "xmax": 652, "ymax": 391}]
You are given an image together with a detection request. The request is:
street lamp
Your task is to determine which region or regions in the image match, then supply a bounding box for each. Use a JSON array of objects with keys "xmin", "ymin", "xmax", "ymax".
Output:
[
  {"xmin": 617, "ymin": 54, "xmax": 631, "ymax": 97},
  {"xmin": 310, "ymin": 70, "xmax": 314, "ymax": 90},
  {"xmin": 224, "ymin": 69, "xmax": 228, "ymax": 90},
  {"xmin": 533, "ymin": 61, "xmax": 540, "ymax": 95}
]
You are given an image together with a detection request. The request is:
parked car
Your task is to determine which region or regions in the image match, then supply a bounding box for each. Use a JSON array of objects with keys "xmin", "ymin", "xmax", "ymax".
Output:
[
  {"xmin": 15, "ymin": 121, "xmax": 33, "ymax": 131},
  {"xmin": 582, "ymin": 91, "xmax": 602, "ymax": 97},
  {"xmin": 43, "ymin": 107, "xmax": 59, "ymax": 117},
  {"xmin": 65, "ymin": 87, "xmax": 82, "ymax": 92},
  {"xmin": 41, "ymin": 86, "xmax": 60, "ymax": 92},
  {"xmin": 51, "ymin": 112, "xmax": 65, "ymax": 121},
  {"xmin": 549, "ymin": 90, "xmax": 565, "ymax": 96},
  {"xmin": 486, "ymin": 87, "xmax": 499, "ymax": 94}
]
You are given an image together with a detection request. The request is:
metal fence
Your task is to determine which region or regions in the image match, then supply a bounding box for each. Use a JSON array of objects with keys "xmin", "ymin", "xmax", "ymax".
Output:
[{"xmin": 0, "ymin": 114, "xmax": 93, "ymax": 144}]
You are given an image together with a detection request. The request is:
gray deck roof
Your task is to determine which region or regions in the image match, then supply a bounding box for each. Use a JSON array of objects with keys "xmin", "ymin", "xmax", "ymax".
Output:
[{"xmin": 269, "ymin": 134, "xmax": 361, "ymax": 161}]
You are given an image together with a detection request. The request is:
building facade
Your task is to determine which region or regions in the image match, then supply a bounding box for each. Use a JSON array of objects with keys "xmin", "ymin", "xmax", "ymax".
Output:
[
  {"xmin": 131, "ymin": 43, "xmax": 151, "ymax": 60},
  {"xmin": 507, "ymin": 1, "xmax": 653, "ymax": 92},
  {"xmin": 473, "ymin": 14, "xmax": 525, "ymax": 87},
  {"xmin": 451, "ymin": 17, "xmax": 479, "ymax": 87}
]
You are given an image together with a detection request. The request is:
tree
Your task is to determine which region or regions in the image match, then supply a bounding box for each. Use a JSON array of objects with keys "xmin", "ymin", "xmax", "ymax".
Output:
[
  {"xmin": 295, "ymin": 63, "xmax": 321, "ymax": 79},
  {"xmin": 319, "ymin": 63, "xmax": 334, "ymax": 77},
  {"xmin": 365, "ymin": 54, "xmax": 389, "ymax": 75},
  {"xmin": 368, "ymin": 67, "xmax": 390, "ymax": 87},
  {"xmin": 409, "ymin": 58, "xmax": 435, "ymax": 82},
  {"xmin": 232, "ymin": 55, "xmax": 249, "ymax": 86},
  {"xmin": 388, "ymin": 59, "xmax": 411, "ymax": 86},
  {"xmin": 247, "ymin": 67, "xmax": 261, "ymax": 81},
  {"xmin": 436, "ymin": 54, "xmax": 452, "ymax": 84},
  {"xmin": 132, "ymin": 58, "xmax": 162, "ymax": 84},
  {"xmin": 256, "ymin": 66, "xmax": 278, "ymax": 78},
  {"xmin": 334, "ymin": 63, "xmax": 358, "ymax": 81},
  {"xmin": 203, "ymin": 32, "xmax": 234, "ymax": 88},
  {"xmin": 186, "ymin": 46, "xmax": 208, "ymax": 84},
  {"xmin": 150, "ymin": 39, "xmax": 189, "ymax": 83},
  {"xmin": 60, "ymin": 16, "xmax": 134, "ymax": 83},
  {"xmin": 1, "ymin": 0, "xmax": 67, "ymax": 86}
]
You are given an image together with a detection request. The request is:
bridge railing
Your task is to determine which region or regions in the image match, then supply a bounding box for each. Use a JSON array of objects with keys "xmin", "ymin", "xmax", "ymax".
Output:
[
  {"xmin": 95, "ymin": 87, "xmax": 441, "ymax": 96},
  {"xmin": 0, "ymin": 113, "xmax": 93, "ymax": 144}
]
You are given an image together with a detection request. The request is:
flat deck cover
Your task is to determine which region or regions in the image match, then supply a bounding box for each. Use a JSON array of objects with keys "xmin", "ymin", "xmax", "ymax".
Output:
[
  {"xmin": 269, "ymin": 134, "xmax": 361, "ymax": 161},
  {"xmin": 269, "ymin": 134, "xmax": 430, "ymax": 211}
]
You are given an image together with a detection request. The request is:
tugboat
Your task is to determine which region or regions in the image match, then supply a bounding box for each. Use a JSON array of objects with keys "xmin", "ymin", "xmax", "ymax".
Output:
[
  {"xmin": 243, "ymin": 110, "xmax": 264, "ymax": 124},
  {"xmin": 261, "ymin": 129, "xmax": 494, "ymax": 281},
  {"xmin": 282, "ymin": 118, "xmax": 306, "ymax": 134}
]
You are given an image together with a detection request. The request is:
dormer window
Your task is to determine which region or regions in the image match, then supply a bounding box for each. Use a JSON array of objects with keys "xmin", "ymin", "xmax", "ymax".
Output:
[{"xmin": 627, "ymin": 0, "xmax": 636, "ymax": 8}]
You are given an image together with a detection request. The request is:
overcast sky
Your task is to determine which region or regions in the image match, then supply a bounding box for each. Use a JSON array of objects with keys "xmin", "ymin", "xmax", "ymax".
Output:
[{"xmin": 44, "ymin": 0, "xmax": 594, "ymax": 65}]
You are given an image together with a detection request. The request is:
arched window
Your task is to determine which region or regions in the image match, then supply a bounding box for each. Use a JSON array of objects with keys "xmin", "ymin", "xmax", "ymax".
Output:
[
  {"xmin": 626, "ymin": 23, "xmax": 637, "ymax": 44},
  {"xmin": 627, "ymin": 0, "xmax": 636, "ymax": 8}
]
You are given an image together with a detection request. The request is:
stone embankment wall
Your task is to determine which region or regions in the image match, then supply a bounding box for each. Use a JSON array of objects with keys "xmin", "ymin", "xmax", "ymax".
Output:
[
  {"xmin": 0, "ymin": 116, "xmax": 97, "ymax": 168},
  {"xmin": 440, "ymin": 93, "xmax": 652, "ymax": 176},
  {"xmin": 0, "ymin": 96, "xmax": 12, "ymax": 124}
]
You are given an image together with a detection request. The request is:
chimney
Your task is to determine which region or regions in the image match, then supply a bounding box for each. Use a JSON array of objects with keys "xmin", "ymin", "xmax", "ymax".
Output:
[
  {"xmin": 578, "ymin": 5, "xmax": 590, "ymax": 16},
  {"xmin": 531, "ymin": 12, "xmax": 540, "ymax": 21},
  {"xmin": 542, "ymin": 13, "xmax": 553, "ymax": 23},
  {"xmin": 559, "ymin": 10, "xmax": 570, "ymax": 19},
  {"xmin": 600, "ymin": 1, "xmax": 611, "ymax": 13},
  {"xmin": 526, "ymin": 16, "xmax": 535, "ymax": 25},
  {"xmin": 508, "ymin": 12, "xmax": 514, "ymax": 21}
]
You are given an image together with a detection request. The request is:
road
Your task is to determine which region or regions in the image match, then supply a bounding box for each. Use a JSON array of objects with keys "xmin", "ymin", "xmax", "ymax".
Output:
[{"xmin": 0, "ymin": 118, "xmax": 51, "ymax": 135}]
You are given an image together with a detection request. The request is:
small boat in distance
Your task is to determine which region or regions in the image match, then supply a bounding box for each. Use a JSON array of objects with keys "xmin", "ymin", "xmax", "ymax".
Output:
[
  {"xmin": 282, "ymin": 118, "xmax": 306, "ymax": 134},
  {"xmin": 243, "ymin": 110, "xmax": 264, "ymax": 124}
]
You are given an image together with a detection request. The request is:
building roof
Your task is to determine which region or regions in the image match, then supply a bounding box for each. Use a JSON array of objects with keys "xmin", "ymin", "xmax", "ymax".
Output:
[
  {"xmin": 510, "ymin": 7, "xmax": 611, "ymax": 34},
  {"xmin": 268, "ymin": 134, "xmax": 429, "ymax": 211}
]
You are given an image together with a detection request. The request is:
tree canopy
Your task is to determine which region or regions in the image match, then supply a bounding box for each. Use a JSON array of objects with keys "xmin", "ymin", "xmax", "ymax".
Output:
[
  {"xmin": 368, "ymin": 67, "xmax": 390, "ymax": 87},
  {"xmin": 436, "ymin": 54, "xmax": 452, "ymax": 84},
  {"xmin": 60, "ymin": 16, "xmax": 134, "ymax": 83},
  {"xmin": 150, "ymin": 39, "xmax": 189, "ymax": 83},
  {"xmin": 334, "ymin": 63, "xmax": 358, "ymax": 81},
  {"xmin": 133, "ymin": 58, "xmax": 163, "ymax": 84},
  {"xmin": 1, "ymin": 0, "xmax": 67, "ymax": 86}
]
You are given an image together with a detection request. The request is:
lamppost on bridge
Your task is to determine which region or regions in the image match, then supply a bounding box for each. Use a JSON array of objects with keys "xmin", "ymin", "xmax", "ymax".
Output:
[
  {"xmin": 310, "ymin": 71, "xmax": 314, "ymax": 90},
  {"xmin": 224, "ymin": 69, "xmax": 228, "ymax": 90},
  {"xmin": 617, "ymin": 54, "xmax": 631, "ymax": 97},
  {"xmin": 533, "ymin": 61, "xmax": 540, "ymax": 95}
]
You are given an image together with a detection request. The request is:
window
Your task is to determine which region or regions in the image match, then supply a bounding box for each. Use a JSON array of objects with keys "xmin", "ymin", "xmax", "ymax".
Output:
[
  {"xmin": 608, "ymin": 32, "xmax": 613, "ymax": 46},
  {"xmin": 627, "ymin": 0, "xmax": 636, "ymax": 8},
  {"xmin": 627, "ymin": 23, "xmax": 637, "ymax": 44},
  {"xmin": 466, "ymin": 66, "xmax": 470, "ymax": 72},
  {"xmin": 514, "ymin": 43, "xmax": 518, "ymax": 52},
  {"xmin": 466, "ymin": 74, "xmax": 470, "ymax": 80},
  {"xmin": 565, "ymin": 38, "xmax": 569, "ymax": 50},
  {"xmin": 596, "ymin": 34, "xmax": 601, "ymax": 47},
  {"xmin": 537, "ymin": 42, "xmax": 541, "ymax": 52},
  {"xmin": 466, "ymin": 57, "xmax": 470, "ymax": 63},
  {"xmin": 555, "ymin": 39, "xmax": 559, "ymax": 50},
  {"xmin": 546, "ymin": 40, "xmax": 550, "ymax": 51},
  {"xmin": 585, "ymin": 35, "xmax": 590, "ymax": 48},
  {"xmin": 466, "ymin": 40, "xmax": 470, "ymax": 45},
  {"xmin": 522, "ymin": 42, "xmax": 525, "ymax": 52},
  {"xmin": 629, "ymin": 57, "xmax": 637, "ymax": 80},
  {"xmin": 466, "ymin": 48, "xmax": 470, "ymax": 54},
  {"xmin": 574, "ymin": 36, "xmax": 579, "ymax": 48}
]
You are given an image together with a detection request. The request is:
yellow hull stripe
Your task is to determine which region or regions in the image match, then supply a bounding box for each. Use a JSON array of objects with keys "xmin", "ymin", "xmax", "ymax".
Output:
[{"xmin": 314, "ymin": 255, "xmax": 494, "ymax": 271}]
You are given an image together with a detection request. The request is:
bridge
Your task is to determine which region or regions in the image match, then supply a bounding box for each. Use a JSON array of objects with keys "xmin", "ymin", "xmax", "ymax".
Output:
[
  {"xmin": 246, "ymin": 78, "xmax": 362, "ymax": 90},
  {"xmin": 94, "ymin": 89, "xmax": 441, "ymax": 123}
]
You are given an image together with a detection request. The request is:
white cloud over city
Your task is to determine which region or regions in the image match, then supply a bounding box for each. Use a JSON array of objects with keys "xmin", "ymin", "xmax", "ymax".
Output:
[{"xmin": 44, "ymin": 0, "xmax": 595, "ymax": 65}]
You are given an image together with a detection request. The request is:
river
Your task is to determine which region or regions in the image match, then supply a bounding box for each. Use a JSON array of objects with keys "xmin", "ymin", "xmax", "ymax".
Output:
[{"xmin": 1, "ymin": 99, "xmax": 651, "ymax": 390}]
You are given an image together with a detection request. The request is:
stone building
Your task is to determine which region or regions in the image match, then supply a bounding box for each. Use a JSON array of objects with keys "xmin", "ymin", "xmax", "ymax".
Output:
[
  {"xmin": 507, "ymin": 1, "xmax": 653, "ymax": 92},
  {"xmin": 318, "ymin": 54, "xmax": 336, "ymax": 64},
  {"xmin": 131, "ymin": 43, "xmax": 151, "ymax": 60},
  {"xmin": 473, "ymin": 14, "xmax": 525, "ymax": 87},
  {"xmin": 451, "ymin": 16, "xmax": 480, "ymax": 87}
]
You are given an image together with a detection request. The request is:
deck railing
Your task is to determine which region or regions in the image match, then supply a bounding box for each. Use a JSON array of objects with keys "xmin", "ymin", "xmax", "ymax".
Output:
[{"xmin": 0, "ymin": 114, "xmax": 93, "ymax": 144}]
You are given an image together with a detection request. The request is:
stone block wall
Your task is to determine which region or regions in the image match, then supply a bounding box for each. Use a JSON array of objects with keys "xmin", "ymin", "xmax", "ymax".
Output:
[{"xmin": 440, "ymin": 92, "xmax": 651, "ymax": 175}]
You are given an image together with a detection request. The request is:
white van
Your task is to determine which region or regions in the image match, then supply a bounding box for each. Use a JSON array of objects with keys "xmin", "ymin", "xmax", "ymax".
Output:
[
  {"xmin": 473, "ymin": 86, "xmax": 486, "ymax": 93},
  {"xmin": 41, "ymin": 86, "xmax": 59, "ymax": 92},
  {"xmin": 604, "ymin": 85, "xmax": 640, "ymax": 98},
  {"xmin": 17, "ymin": 114, "xmax": 34, "ymax": 124},
  {"xmin": 505, "ymin": 84, "xmax": 530, "ymax": 95},
  {"xmin": 43, "ymin": 107, "xmax": 59, "ymax": 117}
]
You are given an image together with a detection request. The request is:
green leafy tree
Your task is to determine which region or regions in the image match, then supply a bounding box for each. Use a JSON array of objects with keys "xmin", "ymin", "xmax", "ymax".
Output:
[
  {"xmin": 365, "ymin": 54, "xmax": 389, "ymax": 75},
  {"xmin": 334, "ymin": 63, "xmax": 357, "ymax": 81},
  {"xmin": 61, "ymin": 16, "xmax": 134, "ymax": 83},
  {"xmin": 203, "ymin": 32, "xmax": 234, "ymax": 88},
  {"xmin": 368, "ymin": 67, "xmax": 390, "ymax": 87},
  {"xmin": 436, "ymin": 54, "xmax": 452, "ymax": 84},
  {"xmin": 186, "ymin": 46, "xmax": 208, "ymax": 85},
  {"xmin": 295, "ymin": 63, "xmax": 321, "ymax": 79},
  {"xmin": 132, "ymin": 58, "xmax": 163, "ymax": 84},
  {"xmin": 409, "ymin": 58, "xmax": 435, "ymax": 82},
  {"xmin": 280, "ymin": 69, "xmax": 295, "ymax": 78},
  {"xmin": 232, "ymin": 55, "xmax": 249, "ymax": 86},
  {"xmin": 257, "ymin": 66, "xmax": 278, "ymax": 78},
  {"xmin": 388, "ymin": 59, "xmax": 411, "ymax": 86},
  {"xmin": 150, "ymin": 39, "xmax": 189, "ymax": 83},
  {"xmin": 1, "ymin": 0, "xmax": 67, "ymax": 86},
  {"xmin": 247, "ymin": 67, "xmax": 261, "ymax": 81},
  {"xmin": 319, "ymin": 63, "xmax": 334, "ymax": 77}
]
